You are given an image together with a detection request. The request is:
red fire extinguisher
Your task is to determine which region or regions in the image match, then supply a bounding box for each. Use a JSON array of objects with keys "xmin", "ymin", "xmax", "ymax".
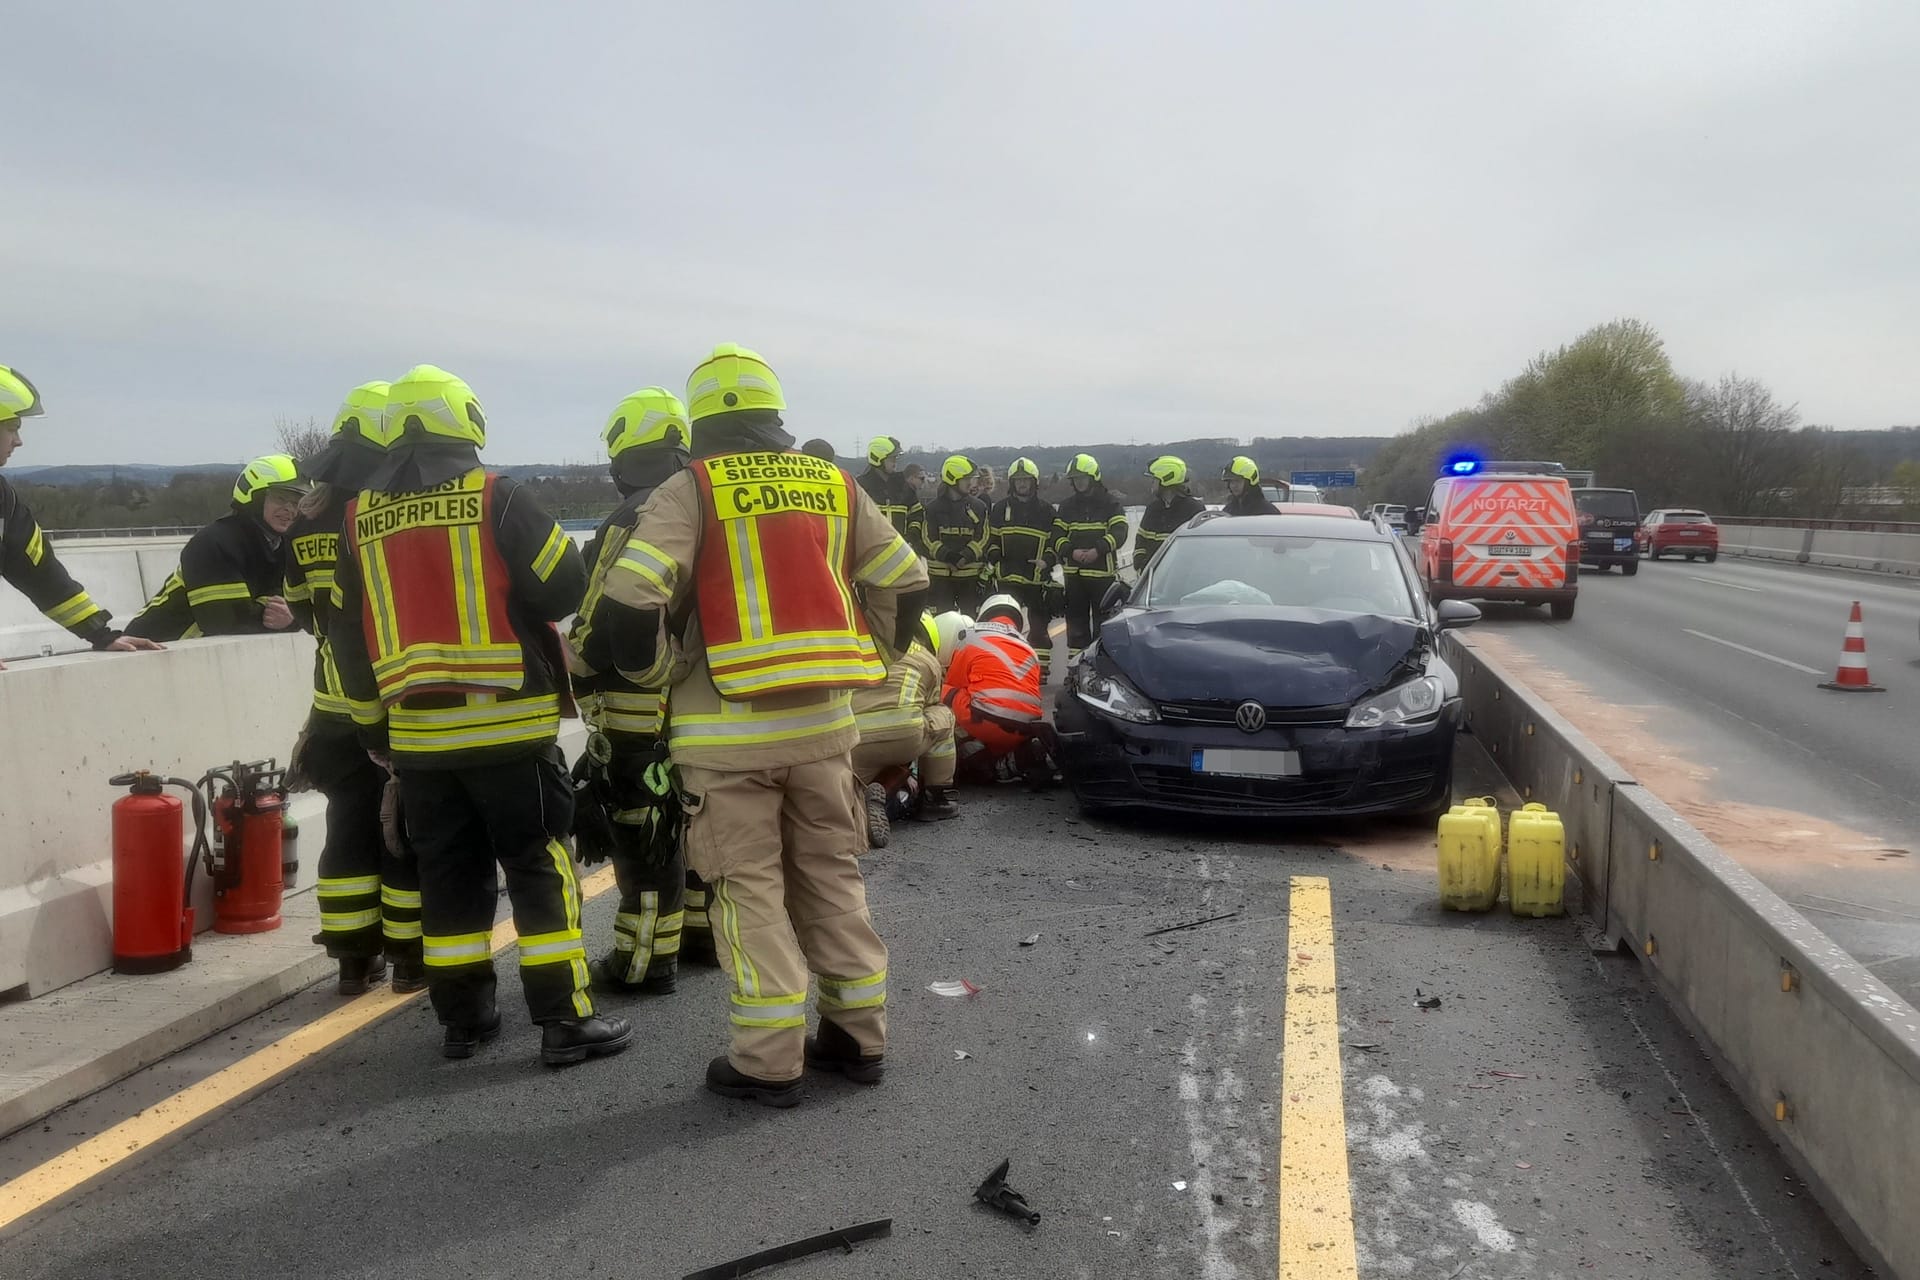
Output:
[
  {"xmin": 202, "ymin": 758, "xmax": 288, "ymax": 935},
  {"xmin": 106, "ymin": 770, "xmax": 206, "ymax": 973}
]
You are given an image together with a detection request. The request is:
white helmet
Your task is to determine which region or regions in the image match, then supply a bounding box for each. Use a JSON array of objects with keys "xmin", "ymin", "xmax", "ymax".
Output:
[
  {"xmin": 977, "ymin": 593, "xmax": 1028, "ymax": 633},
  {"xmin": 932, "ymin": 611, "xmax": 973, "ymax": 667}
]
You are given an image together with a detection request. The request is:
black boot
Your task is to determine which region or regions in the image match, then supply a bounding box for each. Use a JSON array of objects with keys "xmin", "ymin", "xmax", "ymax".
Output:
[
  {"xmin": 637, "ymin": 955, "xmax": 678, "ymax": 995},
  {"xmin": 805, "ymin": 1018, "xmax": 885, "ymax": 1084},
  {"xmin": 591, "ymin": 953, "xmax": 678, "ymax": 995},
  {"xmin": 442, "ymin": 1011, "xmax": 502, "ymax": 1059},
  {"xmin": 915, "ymin": 786, "xmax": 961, "ymax": 821},
  {"xmin": 338, "ymin": 954, "xmax": 388, "ymax": 996},
  {"xmin": 389, "ymin": 956, "xmax": 427, "ymax": 994},
  {"xmin": 705, "ymin": 1056, "xmax": 802, "ymax": 1108},
  {"xmin": 541, "ymin": 1014, "xmax": 633, "ymax": 1067}
]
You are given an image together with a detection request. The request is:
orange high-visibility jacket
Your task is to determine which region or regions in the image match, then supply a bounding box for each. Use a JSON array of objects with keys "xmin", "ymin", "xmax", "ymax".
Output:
[{"xmin": 942, "ymin": 621, "xmax": 1043, "ymax": 750}]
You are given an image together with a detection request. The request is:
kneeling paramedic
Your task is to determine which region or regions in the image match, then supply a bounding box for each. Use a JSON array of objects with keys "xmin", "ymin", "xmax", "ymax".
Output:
[
  {"xmin": 593, "ymin": 343, "xmax": 928, "ymax": 1107},
  {"xmin": 567, "ymin": 385, "xmax": 692, "ymax": 993},
  {"xmin": 944, "ymin": 593, "xmax": 1054, "ymax": 784},
  {"xmin": 851, "ymin": 611, "xmax": 959, "ymax": 848},
  {"xmin": 330, "ymin": 365, "xmax": 630, "ymax": 1066},
  {"xmin": 286, "ymin": 382, "xmax": 424, "ymax": 996}
]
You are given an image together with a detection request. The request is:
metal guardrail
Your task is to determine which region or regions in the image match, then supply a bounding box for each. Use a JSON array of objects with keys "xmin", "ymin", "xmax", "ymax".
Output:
[
  {"xmin": 1444, "ymin": 630, "xmax": 1920, "ymax": 1280},
  {"xmin": 46, "ymin": 526, "xmax": 200, "ymax": 540},
  {"xmin": 1733, "ymin": 515, "xmax": 1920, "ymax": 534}
]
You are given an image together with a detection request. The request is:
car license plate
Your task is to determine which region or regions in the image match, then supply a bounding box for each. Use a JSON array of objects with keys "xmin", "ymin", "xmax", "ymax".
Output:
[
  {"xmin": 1192, "ymin": 748, "xmax": 1301, "ymax": 778},
  {"xmin": 1678, "ymin": 530, "xmax": 1699, "ymax": 537},
  {"xmin": 1485, "ymin": 545, "xmax": 1533, "ymax": 557},
  {"xmin": 1613, "ymin": 537, "xmax": 1633, "ymax": 550}
]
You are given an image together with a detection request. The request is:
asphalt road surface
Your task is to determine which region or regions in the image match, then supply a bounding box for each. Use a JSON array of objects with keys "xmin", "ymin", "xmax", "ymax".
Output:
[
  {"xmin": 0, "ymin": 780, "xmax": 1864, "ymax": 1279},
  {"xmin": 1474, "ymin": 553, "xmax": 1920, "ymax": 1002}
]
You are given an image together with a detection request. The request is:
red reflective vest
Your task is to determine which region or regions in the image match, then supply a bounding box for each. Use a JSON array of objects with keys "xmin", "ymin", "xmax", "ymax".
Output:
[
  {"xmin": 345, "ymin": 471, "xmax": 524, "ymax": 702},
  {"xmin": 691, "ymin": 451, "xmax": 887, "ymax": 699}
]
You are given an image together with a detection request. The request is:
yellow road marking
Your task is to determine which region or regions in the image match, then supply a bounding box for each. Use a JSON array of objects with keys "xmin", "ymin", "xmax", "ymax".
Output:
[
  {"xmin": 1279, "ymin": 876, "xmax": 1359, "ymax": 1279},
  {"xmin": 0, "ymin": 865, "xmax": 618, "ymax": 1233}
]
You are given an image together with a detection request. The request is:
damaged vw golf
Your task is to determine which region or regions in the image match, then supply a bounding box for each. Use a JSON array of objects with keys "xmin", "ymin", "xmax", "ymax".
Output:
[{"xmin": 1054, "ymin": 514, "xmax": 1479, "ymax": 819}]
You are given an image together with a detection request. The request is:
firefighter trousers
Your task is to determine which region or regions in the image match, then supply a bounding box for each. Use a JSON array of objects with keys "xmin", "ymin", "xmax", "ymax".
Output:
[
  {"xmin": 603, "ymin": 747, "xmax": 685, "ymax": 985},
  {"xmin": 305, "ymin": 723, "xmax": 421, "ymax": 962},
  {"xmin": 683, "ymin": 871, "xmax": 716, "ymax": 965},
  {"xmin": 679, "ymin": 757, "xmax": 888, "ymax": 1082},
  {"xmin": 851, "ymin": 705, "xmax": 957, "ymax": 788},
  {"xmin": 401, "ymin": 744, "xmax": 595, "ymax": 1028},
  {"xmin": 1003, "ymin": 581, "xmax": 1054, "ymax": 677},
  {"xmin": 1062, "ymin": 573, "xmax": 1108, "ymax": 658}
]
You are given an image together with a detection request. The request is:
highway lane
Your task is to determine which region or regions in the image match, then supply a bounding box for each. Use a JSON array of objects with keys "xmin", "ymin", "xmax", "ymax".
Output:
[{"xmin": 1475, "ymin": 554, "xmax": 1920, "ymax": 1000}]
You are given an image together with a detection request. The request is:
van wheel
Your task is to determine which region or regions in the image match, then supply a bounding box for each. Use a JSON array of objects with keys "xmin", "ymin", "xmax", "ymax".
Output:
[
  {"xmin": 1550, "ymin": 599, "xmax": 1576, "ymax": 621},
  {"xmin": 1622, "ymin": 559, "xmax": 1638, "ymax": 576},
  {"xmin": 1704, "ymin": 552, "xmax": 1718, "ymax": 563}
]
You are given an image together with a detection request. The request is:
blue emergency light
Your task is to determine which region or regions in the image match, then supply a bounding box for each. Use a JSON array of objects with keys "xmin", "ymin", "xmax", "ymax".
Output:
[{"xmin": 1446, "ymin": 458, "xmax": 1480, "ymax": 475}]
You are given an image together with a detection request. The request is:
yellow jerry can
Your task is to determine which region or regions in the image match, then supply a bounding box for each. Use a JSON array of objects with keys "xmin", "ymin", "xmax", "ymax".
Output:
[
  {"xmin": 1437, "ymin": 796, "xmax": 1502, "ymax": 912},
  {"xmin": 1507, "ymin": 802, "xmax": 1566, "ymax": 918}
]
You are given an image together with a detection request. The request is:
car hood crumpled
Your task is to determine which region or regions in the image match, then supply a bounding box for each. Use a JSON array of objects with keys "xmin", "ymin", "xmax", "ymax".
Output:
[{"xmin": 1097, "ymin": 607, "xmax": 1422, "ymax": 708}]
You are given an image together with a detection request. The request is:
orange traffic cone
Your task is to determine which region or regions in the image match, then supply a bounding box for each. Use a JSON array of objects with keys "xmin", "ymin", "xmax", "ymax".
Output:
[{"xmin": 1819, "ymin": 601, "xmax": 1885, "ymax": 693}]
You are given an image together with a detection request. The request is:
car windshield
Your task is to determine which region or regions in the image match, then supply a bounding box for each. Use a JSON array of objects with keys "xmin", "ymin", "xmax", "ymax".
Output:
[
  {"xmin": 1140, "ymin": 534, "xmax": 1416, "ymax": 616},
  {"xmin": 1575, "ymin": 490, "xmax": 1638, "ymax": 519}
]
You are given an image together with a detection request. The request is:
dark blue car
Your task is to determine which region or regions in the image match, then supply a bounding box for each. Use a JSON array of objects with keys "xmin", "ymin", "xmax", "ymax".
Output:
[{"xmin": 1054, "ymin": 514, "xmax": 1478, "ymax": 819}]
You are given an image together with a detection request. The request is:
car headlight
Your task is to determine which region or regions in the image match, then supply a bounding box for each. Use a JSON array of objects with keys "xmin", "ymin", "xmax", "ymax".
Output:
[
  {"xmin": 1345, "ymin": 676, "xmax": 1445, "ymax": 729},
  {"xmin": 1075, "ymin": 667, "xmax": 1160, "ymax": 724}
]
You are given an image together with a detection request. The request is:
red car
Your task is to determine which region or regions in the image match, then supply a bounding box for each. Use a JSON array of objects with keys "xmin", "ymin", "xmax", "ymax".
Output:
[{"xmin": 1638, "ymin": 509, "xmax": 1719, "ymax": 562}]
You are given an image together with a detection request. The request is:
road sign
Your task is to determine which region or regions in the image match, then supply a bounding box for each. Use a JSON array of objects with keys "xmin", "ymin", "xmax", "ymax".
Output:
[{"xmin": 1290, "ymin": 470, "xmax": 1356, "ymax": 488}]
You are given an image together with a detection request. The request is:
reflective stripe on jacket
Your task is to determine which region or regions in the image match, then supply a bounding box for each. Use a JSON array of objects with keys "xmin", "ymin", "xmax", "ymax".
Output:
[
  {"xmin": 1051, "ymin": 485, "xmax": 1127, "ymax": 579},
  {"xmin": 853, "ymin": 643, "xmax": 943, "ymax": 746},
  {"xmin": 943, "ymin": 621, "xmax": 1045, "ymax": 727},
  {"xmin": 1133, "ymin": 492, "xmax": 1206, "ymax": 572},
  {"xmin": 987, "ymin": 492, "xmax": 1057, "ymax": 586}
]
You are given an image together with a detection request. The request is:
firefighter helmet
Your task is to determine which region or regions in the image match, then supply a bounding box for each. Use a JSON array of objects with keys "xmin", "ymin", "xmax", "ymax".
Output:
[
  {"xmin": 603, "ymin": 386, "xmax": 689, "ymax": 460},
  {"xmin": 918, "ymin": 610, "xmax": 940, "ymax": 654},
  {"xmin": 1067, "ymin": 453, "xmax": 1100, "ymax": 482},
  {"xmin": 978, "ymin": 592, "xmax": 1028, "ymax": 632},
  {"xmin": 0, "ymin": 366, "xmax": 44, "ymax": 423},
  {"xmin": 1007, "ymin": 456, "xmax": 1039, "ymax": 482},
  {"xmin": 1147, "ymin": 455, "xmax": 1189, "ymax": 487},
  {"xmin": 380, "ymin": 365, "xmax": 487, "ymax": 449},
  {"xmin": 686, "ymin": 344, "xmax": 785, "ymax": 423},
  {"xmin": 868, "ymin": 435, "xmax": 902, "ymax": 467},
  {"xmin": 232, "ymin": 453, "xmax": 308, "ymax": 505},
  {"xmin": 931, "ymin": 610, "xmax": 972, "ymax": 667},
  {"xmin": 1224, "ymin": 455, "xmax": 1261, "ymax": 484},
  {"xmin": 941, "ymin": 454, "xmax": 977, "ymax": 487},
  {"xmin": 331, "ymin": 381, "xmax": 390, "ymax": 440}
]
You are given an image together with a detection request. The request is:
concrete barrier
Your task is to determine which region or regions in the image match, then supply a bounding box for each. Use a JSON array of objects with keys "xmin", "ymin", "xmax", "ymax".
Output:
[
  {"xmin": 1720, "ymin": 522, "xmax": 1920, "ymax": 576},
  {"xmin": 0, "ymin": 534, "xmax": 188, "ymax": 661},
  {"xmin": 1444, "ymin": 630, "xmax": 1920, "ymax": 1279}
]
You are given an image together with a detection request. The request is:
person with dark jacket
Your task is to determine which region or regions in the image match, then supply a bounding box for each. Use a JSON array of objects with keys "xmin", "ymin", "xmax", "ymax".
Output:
[
  {"xmin": 1221, "ymin": 456, "xmax": 1282, "ymax": 517},
  {"xmin": 1050, "ymin": 452, "xmax": 1127, "ymax": 665},
  {"xmin": 913, "ymin": 454, "xmax": 989, "ymax": 614},
  {"xmin": 124, "ymin": 454, "xmax": 308, "ymax": 641},
  {"xmin": 0, "ymin": 365, "xmax": 162, "ymax": 666},
  {"xmin": 986, "ymin": 456, "xmax": 1058, "ymax": 679},
  {"xmin": 1134, "ymin": 455, "xmax": 1207, "ymax": 573},
  {"xmin": 857, "ymin": 436, "xmax": 916, "ymax": 538}
]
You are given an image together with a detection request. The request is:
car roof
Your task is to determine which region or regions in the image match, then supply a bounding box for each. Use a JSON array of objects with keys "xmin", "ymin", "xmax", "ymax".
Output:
[
  {"xmin": 1275, "ymin": 502, "xmax": 1360, "ymax": 518},
  {"xmin": 1182, "ymin": 513, "xmax": 1389, "ymax": 541}
]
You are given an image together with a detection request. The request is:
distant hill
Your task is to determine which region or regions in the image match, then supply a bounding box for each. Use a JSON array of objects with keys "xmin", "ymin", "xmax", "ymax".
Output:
[{"xmin": 7, "ymin": 463, "xmax": 237, "ymax": 486}]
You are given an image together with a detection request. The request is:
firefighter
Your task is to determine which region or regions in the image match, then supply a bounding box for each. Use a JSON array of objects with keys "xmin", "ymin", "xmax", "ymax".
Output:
[
  {"xmin": 1222, "ymin": 456, "xmax": 1282, "ymax": 516},
  {"xmin": 329, "ymin": 365, "xmax": 629, "ymax": 1066},
  {"xmin": 592, "ymin": 343, "xmax": 928, "ymax": 1107},
  {"xmin": 851, "ymin": 611, "xmax": 959, "ymax": 848},
  {"xmin": 914, "ymin": 454, "xmax": 989, "ymax": 615},
  {"xmin": 285, "ymin": 382, "xmax": 424, "ymax": 996},
  {"xmin": 0, "ymin": 366, "xmax": 163, "ymax": 668},
  {"xmin": 857, "ymin": 436, "xmax": 915, "ymax": 536},
  {"xmin": 566, "ymin": 386, "xmax": 693, "ymax": 992},
  {"xmin": 943, "ymin": 593, "xmax": 1052, "ymax": 784},
  {"xmin": 985, "ymin": 456, "xmax": 1057, "ymax": 681},
  {"xmin": 123, "ymin": 454, "xmax": 308, "ymax": 642},
  {"xmin": 1134, "ymin": 455, "xmax": 1207, "ymax": 573},
  {"xmin": 1050, "ymin": 453, "xmax": 1126, "ymax": 666}
]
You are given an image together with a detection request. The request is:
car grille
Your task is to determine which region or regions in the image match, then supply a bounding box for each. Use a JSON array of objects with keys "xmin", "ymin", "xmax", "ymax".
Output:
[
  {"xmin": 1131, "ymin": 765, "xmax": 1358, "ymax": 807},
  {"xmin": 1156, "ymin": 702, "xmax": 1347, "ymax": 727},
  {"xmin": 1361, "ymin": 768, "xmax": 1437, "ymax": 806}
]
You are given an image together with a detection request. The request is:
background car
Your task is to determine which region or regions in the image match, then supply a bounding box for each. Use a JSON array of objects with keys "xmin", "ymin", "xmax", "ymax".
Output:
[
  {"xmin": 1055, "ymin": 514, "xmax": 1479, "ymax": 819},
  {"xmin": 1572, "ymin": 487, "xmax": 1641, "ymax": 574},
  {"xmin": 1639, "ymin": 509, "xmax": 1719, "ymax": 561}
]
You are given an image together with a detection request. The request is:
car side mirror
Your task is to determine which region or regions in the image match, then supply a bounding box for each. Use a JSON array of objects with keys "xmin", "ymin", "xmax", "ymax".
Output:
[
  {"xmin": 1098, "ymin": 580, "xmax": 1129, "ymax": 618},
  {"xmin": 1435, "ymin": 599, "xmax": 1480, "ymax": 631}
]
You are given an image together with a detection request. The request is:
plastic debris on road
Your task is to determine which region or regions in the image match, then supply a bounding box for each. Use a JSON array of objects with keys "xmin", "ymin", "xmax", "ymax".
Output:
[
  {"xmin": 1172, "ymin": 1180, "xmax": 1188, "ymax": 1191},
  {"xmin": 974, "ymin": 1159, "xmax": 1041, "ymax": 1226},
  {"xmin": 1020, "ymin": 933, "xmax": 1041, "ymax": 947},
  {"xmin": 954, "ymin": 1049, "xmax": 973, "ymax": 1060},
  {"xmin": 928, "ymin": 979, "xmax": 983, "ymax": 998},
  {"xmin": 1415, "ymin": 989, "xmax": 1443, "ymax": 1011}
]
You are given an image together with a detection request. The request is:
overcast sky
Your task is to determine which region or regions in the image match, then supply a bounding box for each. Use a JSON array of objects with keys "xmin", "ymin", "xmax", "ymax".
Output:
[{"xmin": 5, "ymin": 1, "xmax": 1917, "ymax": 467}]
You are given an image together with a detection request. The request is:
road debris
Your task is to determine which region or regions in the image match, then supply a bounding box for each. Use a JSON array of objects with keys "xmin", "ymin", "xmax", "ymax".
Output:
[
  {"xmin": 953, "ymin": 1049, "xmax": 972, "ymax": 1060},
  {"xmin": 974, "ymin": 1158, "xmax": 1041, "ymax": 1226},
  {"xmin": 1020, "ymin": 933, "xmax": 1041, "ymax": 947},
  {"xmin": 1172, "ymin": 1180, "xmax": 1188, "ymax": 1191},
  {"xmin": 682, "ymin": 1218, "xmax": 893, "ymax": 1279},
  {"xmin": 1487, "ymin": 1071, "xmax": 1528, "ymax": 1080},
  {"xmin": 1345, "ymin": 1042, "xmax": 1382, "ymax": 1052},
  {"xmin": 1415, "ymin": 989, "xmax": 1443, "ymax": 1011},
  {"xmin": 927, "ymin": 980, "xmax": 982, "ymax": 998},
  {"xmin": 1143, "ymin": 911, "xmax": 1241, "ymax": 937}
]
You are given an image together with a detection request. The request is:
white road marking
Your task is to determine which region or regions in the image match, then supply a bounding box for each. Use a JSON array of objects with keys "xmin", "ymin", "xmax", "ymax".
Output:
[
  {"xmin": 1687, "ymin": 575, "xmax": 1762, "ymax": 593},
  {"xmin": 1680, "ymin": 629, "xmax": 1824, "ymax": 676}
]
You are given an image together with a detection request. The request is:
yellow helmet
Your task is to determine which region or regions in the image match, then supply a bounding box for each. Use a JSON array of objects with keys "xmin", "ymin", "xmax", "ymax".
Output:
[
  {"xmin": 868, "ymin": 435, "xmax": 902, "ymax": 467},
  {"xmin": 1147, "ymin": 455, "xmax": 1188, "ymax": 487},
  {"xmin": 0, "ymin": 366, "xmax": 44, "ymax": 423},
  {"xmin": 380, "ymin": 365, "xmax": 487, "ymax": 449},
  {"xmin": 1224, "ymin": 455, "xmax": 1260, "ymax": 484},
  {"xmin": 233, "ymin": 453, "xmax": 307, "ymax": 505},
  {"xmin": 941, "ymin": 454, "xmax": 977, "ymax": 487},
  {"xmin": 603, "ymin": 386, "xmax": 689, "ymax": 459},
  {"xmin": 686, "ymin": 343, "xmax": 785, "ymax": 423},
  {"xmin": 1067, "ymin": 453, "xmax": 1101, "ymax": 482},
  {"xmin": 1008, "ymin": 456, "xmax": 1039, "ymax": 482},
  {"xmin": 331, "ymin": 381, "xmax": 390, "ymax": 440},
  {"xmin": 932, "ymin": 610, "xmax": 972, "ymax": 667},
  {"xmin": 918, "ymin": 610, "xmax": 939, "ymax": 653}
]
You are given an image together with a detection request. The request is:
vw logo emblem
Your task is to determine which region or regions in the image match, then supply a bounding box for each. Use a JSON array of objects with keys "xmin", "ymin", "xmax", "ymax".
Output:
[{"xmin": 1235, "ymin": 701, "xmax": 1267, "ymax": 734}]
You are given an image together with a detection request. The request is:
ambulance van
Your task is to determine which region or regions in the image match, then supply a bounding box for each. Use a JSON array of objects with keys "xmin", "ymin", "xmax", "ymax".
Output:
[{"xmin": 1416, "ymin": 460, "xmax": 1580, "ymax": 620}]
